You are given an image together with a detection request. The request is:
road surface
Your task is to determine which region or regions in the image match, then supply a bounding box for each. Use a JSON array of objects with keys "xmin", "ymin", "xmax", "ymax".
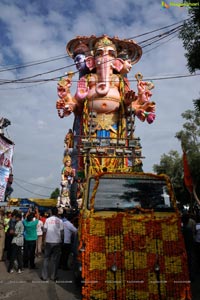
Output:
[
  {"xmin": 0, "ymin": 256, "xmax": 81, "ymax": 300},
  {"xmin": 0, "ymin": 256, "xmax": 200, "ymax": 300}
]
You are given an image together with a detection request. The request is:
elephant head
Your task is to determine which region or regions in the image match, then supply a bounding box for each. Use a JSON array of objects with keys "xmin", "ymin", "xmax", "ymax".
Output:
[
  {"xmin": 85, "ymin": 37, "xmax": 130, "ymax": 96},
  {"xmin": 66, "ymin": 35, "xmax": 142, "ymax": 97}
]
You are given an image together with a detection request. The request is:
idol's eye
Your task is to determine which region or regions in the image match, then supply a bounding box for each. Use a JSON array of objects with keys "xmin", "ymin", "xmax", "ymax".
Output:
[
  {"xmin": 108, "ymin": 50, "xmax": 117, "ymax": 58},
  {"xmin": 95, "ymin": 49, "xmax": 103, "ymax": 57}
]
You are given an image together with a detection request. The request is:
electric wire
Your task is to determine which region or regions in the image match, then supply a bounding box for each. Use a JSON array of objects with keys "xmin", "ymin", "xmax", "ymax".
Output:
[
  {"xmin": 133, "ymin": 73, "xmax": 200, "ymax": 81},
  {"xmin": 13, "ymin": 180, "xmax": 50, "ymax": 197},
  {"xmin": 0, "ymin": 53, "xmax": 69, "ymax": 72},
  {"xmin": 14, "ymin": 177, "xmax": 56, "ymax": 190},
  {"xmin": 0, "ymin": 81, "xmax": 51, "ymax": 90},
  {"xmin": 128, "ymin": 18, "xmax": 190, "ymax": 39},
  {"xmin": 0, "ymin": 17, "xmax": 190, "ymax": 74},
  {"xmin": 0, "ymin": 19, "xmax": 193, "ymax": 88},
  {"xmin": 140, "ymin": 26, "xmax": 182, "ymax": 48},
  {"xmin": 143, "ymin": 32, "xmax": 179, "ymax": 55},
  {"xmin": 0, "ymin": 22, "xmax": 184, "ymax": 73},
  {"xmin": 0, "ymin": 63, "xmax": 77, "ymax": 86},
  {"xmin": 0, "ymin": 71, "xmax": 199, "ymax": 90},
  {"xmin": 0, "ymin": 19, "xmax": 189, "ymax": 79}
]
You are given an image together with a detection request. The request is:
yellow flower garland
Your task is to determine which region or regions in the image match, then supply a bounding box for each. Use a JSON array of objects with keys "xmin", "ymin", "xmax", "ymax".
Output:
[{"xmin": 79, "ymin": 211, "xmax": 191, "ymax": 300}]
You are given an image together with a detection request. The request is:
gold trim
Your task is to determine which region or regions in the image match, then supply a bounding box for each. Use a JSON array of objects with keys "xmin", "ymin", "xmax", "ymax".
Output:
[{"xmin": 93, "ymin": 113, "xmax": 118, "ymax": 131}]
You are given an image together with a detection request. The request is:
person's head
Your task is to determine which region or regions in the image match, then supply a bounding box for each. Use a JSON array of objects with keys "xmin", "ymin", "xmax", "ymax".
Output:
[
  {"xmin": 63, "ymin": 155, "xmax": 72, "ymax": 166},
  {"xmin": 6, "ymin": 211, "xmax": 12, "ymax": 218},
  {"xmin": 51, "ymin": 207, "xmax": 58, "ymax": 216},
  {"xmin": 27, "ymin": 213, "xmax": 34, "ymax": 221},
  {"xmin": 44, "ymin": 212, "xmax": 49, "ymax": 218},
  {"xmin": 15, "ymin": 213, "xmax": 22, "ymax": 221},
  {"xmin": 11, "ymin": 210, "xmax": 18, "ymax": 219}
]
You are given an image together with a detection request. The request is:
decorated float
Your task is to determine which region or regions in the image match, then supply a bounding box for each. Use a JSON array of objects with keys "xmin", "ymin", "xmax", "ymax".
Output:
[{"xmin": 55, "ymin": 35, "xmax": 191, "ymax": 300}]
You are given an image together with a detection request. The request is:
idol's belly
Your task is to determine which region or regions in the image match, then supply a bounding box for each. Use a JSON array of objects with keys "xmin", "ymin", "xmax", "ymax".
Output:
[{"xmin": 88, "ymin": 97, "xmax": 120, "ymax": 113}]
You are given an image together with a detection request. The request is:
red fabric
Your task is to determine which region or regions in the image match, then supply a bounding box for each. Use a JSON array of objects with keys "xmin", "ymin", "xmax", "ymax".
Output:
[{"xmin": 183, "ymin": 151, "xmax": 193, "ymax": 193}]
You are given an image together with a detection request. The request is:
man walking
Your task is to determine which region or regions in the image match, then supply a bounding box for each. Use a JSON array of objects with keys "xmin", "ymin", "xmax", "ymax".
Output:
[
  {"xmin": 40, "ymin": 207, "xmax": 64, "ymax": 281},
  {"xmin": 60, "ymin": 214, "xmax": 77, "ymax": 270}
]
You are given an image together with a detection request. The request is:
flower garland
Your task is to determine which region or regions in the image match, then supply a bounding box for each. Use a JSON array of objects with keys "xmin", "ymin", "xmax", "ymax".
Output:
[
  {"xmin": 78, "ymin": 172, "xmax": 191, "ymax": 300},
  {"xmin": 79, "ymin": 211, "xmax": 191, "ymax": 300}
]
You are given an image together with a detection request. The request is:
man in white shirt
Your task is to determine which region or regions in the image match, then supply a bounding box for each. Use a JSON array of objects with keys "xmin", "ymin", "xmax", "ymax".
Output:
[
  {"xmin": 40, "ymin": 207, "xmax": 64, "ymax": 281},
  {"xmin": 60, "ymin": 215, "xmax": 77, "ymax": 270}
]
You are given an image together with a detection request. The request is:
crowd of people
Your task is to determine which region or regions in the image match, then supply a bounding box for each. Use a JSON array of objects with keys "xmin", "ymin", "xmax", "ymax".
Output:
[
  {"xmin": 1, "ymin": 205, "xmax": 200, "ymax": 283},
  {"xmin": 0, "ymin": 206, "xmax": 77, "ymax": 281}
]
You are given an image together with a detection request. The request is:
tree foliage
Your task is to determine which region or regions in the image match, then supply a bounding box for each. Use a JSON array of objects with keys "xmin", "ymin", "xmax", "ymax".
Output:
[
  {"xmin": 179, "ymin": 2, "xmax": 200, "ymax": 113},
  {"xmin": 153, "ymin": 151, "xmax": 182, "ymax": 185},
  {"xmin": 50, "ymin": 187, "xmax": 59, "ymax": 199},
  {"xmin": 176, "ymin": 109, "xmax": 200, "ymax": 184},
  {"xmin": 179, "ymin": 0, "xmax": 200, "ymax": 73},
  {"xmin": 193, "ymin": 98, "xmax": 200, "ymax": 112},
  {"xmin": 153, "ymin": 151, "xmax": 188, "ymax": 205},
  {"xmin": 153, "ymin": 109, "xmax": 200, "ymax": 207}
]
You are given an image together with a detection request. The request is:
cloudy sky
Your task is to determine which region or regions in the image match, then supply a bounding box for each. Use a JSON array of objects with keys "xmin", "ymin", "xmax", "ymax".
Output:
[{"xmin": 0, "ymin": 0, "xmax": 199, "ymax": 199}]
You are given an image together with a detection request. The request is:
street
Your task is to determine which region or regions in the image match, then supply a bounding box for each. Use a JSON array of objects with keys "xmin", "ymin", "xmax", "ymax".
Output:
[
  {"xmin": 0, "ymin": 256, "xmax": 81, "ymax": 300},
  {"xmin": 0, "ymin": 256, "xmax": 200, "ymax": 300}
]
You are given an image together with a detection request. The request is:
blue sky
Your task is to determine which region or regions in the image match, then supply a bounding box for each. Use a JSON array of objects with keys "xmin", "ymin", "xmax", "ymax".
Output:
[{"xmin": 0, "ymin": 0, "xmax": 199, "ymax": 198}]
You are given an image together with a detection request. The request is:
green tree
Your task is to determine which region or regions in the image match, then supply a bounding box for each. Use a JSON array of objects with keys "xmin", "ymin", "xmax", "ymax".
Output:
[
  {"xmin": 153, "ymin": 151, "xmax": 188, "ymax": 206},
  {"xmin": 193, "ymin": 98, "xmax": 200, "ymax": 113},
  {"xmin": 50, "ymin": 187, "xmax": 60, "ymax": 199},
  {"xmin": 175, "ymin": 109, "xmax": 200, "ymax": 186},
  {"xmin": 179, "ymin": 0, "xmax": 200, "ymax": 73},
  {"xmin": 153, "ymin": 109, "xmax": 200, "ymax": 207},
  {"xmin": 179, "ymin": 1, "xmax": 200, "ymax": 111}
]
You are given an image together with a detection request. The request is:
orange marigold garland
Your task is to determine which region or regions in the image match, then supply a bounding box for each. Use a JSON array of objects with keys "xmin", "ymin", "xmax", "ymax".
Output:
[{"xmin": 80, "ymin": 211, "xmax": 191, "ymax": 300}]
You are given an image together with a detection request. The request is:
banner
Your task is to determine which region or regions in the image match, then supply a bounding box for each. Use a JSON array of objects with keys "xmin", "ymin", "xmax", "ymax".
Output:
[
  {"xmin": 183, "ymin": 150, "xmax": 193, "ymax": 193},
  {"xmin": 0, "ymin": 134, "xmax": 14, "ymax": 201}
]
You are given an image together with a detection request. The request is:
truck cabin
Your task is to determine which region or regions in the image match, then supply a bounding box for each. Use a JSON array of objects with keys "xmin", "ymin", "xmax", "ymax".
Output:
[{"xmin": 86, "ymin": 174, "xmax": 175, "ymax": 212}]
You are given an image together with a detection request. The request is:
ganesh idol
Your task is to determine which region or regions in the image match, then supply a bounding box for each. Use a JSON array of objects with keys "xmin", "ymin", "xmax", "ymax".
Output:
[
  {"xmin": 57, "ymin": 35, "xmax": 155, "ymax": 131},
  {"xmin": 56, "ymin": 35, "xmax": 156, "ymax": 170}
]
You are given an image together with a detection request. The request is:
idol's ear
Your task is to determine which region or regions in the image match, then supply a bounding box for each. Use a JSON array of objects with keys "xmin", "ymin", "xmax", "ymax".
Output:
[{"xmin": 112, "ymin": 58, "xmax": 124, "ymax": 72}]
